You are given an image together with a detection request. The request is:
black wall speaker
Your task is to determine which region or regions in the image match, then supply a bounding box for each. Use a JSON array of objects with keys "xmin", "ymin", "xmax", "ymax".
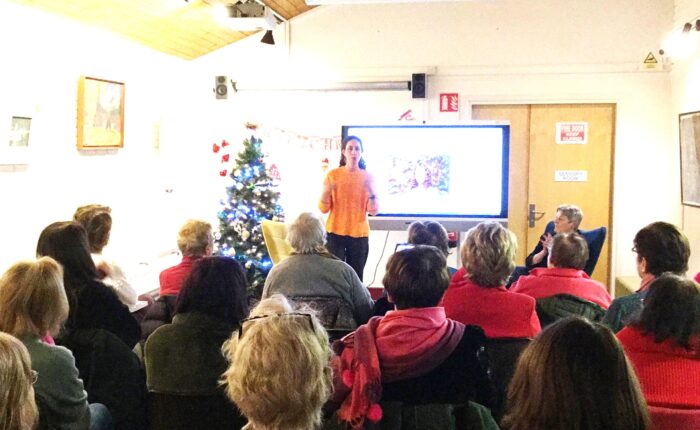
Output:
[
  {"xmin": 411, "ymin": 73, "xmax": 426, "ymax": 99},
  {"xmin": 215, "ymin": 76, "xmax": 228, "ymax": 99}
]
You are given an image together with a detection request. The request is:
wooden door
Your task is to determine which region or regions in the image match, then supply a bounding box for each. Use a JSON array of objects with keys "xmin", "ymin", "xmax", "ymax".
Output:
[
  {"xmin": 473, "ymin": 104, "xmax": 615, "ymax": 286},
  {"xmin": 471, "ymin": 105, "xmax": 531, "ymax": 266}
]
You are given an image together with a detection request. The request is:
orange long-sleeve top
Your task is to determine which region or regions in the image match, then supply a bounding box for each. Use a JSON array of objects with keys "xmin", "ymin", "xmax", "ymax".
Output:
[{"xmin": 319, "ymin": 167, "xmax": 370, "ymax": 238}]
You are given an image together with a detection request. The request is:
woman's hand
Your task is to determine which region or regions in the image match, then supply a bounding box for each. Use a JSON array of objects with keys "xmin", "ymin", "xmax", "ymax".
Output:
[
  {"xmin": 318, "ymin": 176, "xmax": 333, "ymax": 214},
  {"xmin": 366, "ymin": 173, "xmax": 379, "ymax": 216}
]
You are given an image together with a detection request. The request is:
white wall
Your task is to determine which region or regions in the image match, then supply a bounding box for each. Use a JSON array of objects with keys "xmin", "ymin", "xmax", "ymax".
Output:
[
  {"xmin": 670, "ymin": 0, "xmax": 700, "ymax": 275},
  {"xmin": 0, "ymin": 1, "xmax": 187, "ymax": 282},
  {"xmin": 173, "ymin": 0, "xmax": 678, "ymax": 284}
]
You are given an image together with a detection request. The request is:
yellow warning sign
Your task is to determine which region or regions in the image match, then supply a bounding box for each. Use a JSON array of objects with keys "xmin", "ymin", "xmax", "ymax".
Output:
[{"xmin": 644, "ymin": 52, "xmax": 658, "ymax": 64}]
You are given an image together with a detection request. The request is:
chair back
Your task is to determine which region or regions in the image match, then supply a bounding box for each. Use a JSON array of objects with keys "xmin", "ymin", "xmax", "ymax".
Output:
[
  {"xmin": 535, "ymin": 294, "xmax": 606, "ymax": 327},
  {"xmin": 289, "ymin": 296, "xmax": 357, "ymax": 331},
  {"xmin": 648, "ymin": 405, "xmax": 700, "ymax": 430},
  {"xmin": 147, "ymin": 392, "xmax": 246, "ymax": 430},
  {"xmin": 578, "ymin": 226, "xmax": 606, "ymax": 276},
  {"xmin": 60, "ymin": 328, "xmax": 147, "ymax": 430},
  {"xmin": 261, "ymin": 220, "xmax": 292, "ymax": 264},
  {"xmin": 483, "ymin": 337, "xmax": 530, "ymax": 422}
]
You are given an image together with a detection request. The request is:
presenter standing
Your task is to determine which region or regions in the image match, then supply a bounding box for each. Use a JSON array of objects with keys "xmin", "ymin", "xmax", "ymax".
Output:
[{"xmin": 319, "ymin": 136, "xmax": 378, "ymax": 281}]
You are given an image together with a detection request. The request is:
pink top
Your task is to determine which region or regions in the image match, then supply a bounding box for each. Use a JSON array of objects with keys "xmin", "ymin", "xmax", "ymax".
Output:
[{"xmin": 510, "ymin": 267, "xmax": 612, "ymax": 309}]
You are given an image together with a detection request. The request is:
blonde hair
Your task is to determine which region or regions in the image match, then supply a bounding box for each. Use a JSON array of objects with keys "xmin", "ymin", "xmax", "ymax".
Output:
[
  {"xmin": 0, "ymin": 257, "xmax": 69, "ymax": 338},
  {"xmin": 462, "ymin": 222, "xmax": 517, "ymax": 287},
  {"xmin": 0, "ymin": 332, "xmax": 38, "ymax": 430},
  {"xmin": 286, "ymin": 212, "xmax": 326, "ymax": 254},
  {"xmin": 177, "ymin": 220, "xmax": 213, "ymax": 257},
  {"xmin": 222, "ymin": 297, "xmax": 332, "ymax": 430}
]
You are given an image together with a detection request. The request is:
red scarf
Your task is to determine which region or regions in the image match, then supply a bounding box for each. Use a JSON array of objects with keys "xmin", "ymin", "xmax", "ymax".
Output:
[{"xmin": 335, "ymin": 307, "xmax": 464, "ymax": 429}]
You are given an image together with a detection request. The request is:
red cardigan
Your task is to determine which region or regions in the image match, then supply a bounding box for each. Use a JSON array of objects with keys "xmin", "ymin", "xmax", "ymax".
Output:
[
  {"xmin": 159, "ymin": 256, "xmax": 199, "ymax": 296},
  {"xmin": 618, "ymin": 326, "xmax": 700, "ymax": 408},
  {"xmin": 510, "ymin": 267, "xmax": 612, "ymax": 309},
  {"xmin": 442, "ymin": 268, "xmax": 541, "ymax": 339}
]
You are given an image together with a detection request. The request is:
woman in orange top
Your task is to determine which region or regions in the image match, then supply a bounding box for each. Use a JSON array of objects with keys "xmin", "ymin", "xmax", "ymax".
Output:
[{"xmin": 319, "ymin": 136, "xmax": 378, "ymax": 281}]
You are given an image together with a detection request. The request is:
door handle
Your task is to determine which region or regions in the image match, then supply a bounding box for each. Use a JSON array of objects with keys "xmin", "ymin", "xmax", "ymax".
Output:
[{"xmin": 528, "ymin": 204, "xmax": 546, "ymax": 228}]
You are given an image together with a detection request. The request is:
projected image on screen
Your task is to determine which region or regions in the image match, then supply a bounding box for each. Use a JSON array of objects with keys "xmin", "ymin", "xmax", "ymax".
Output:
[
  {"xmin": 387, "ymin": 155, "xmax": 450, "ymax": 196},
  {"xmin": 342, "ymin": 124, "xmax": 509, "ymax": 221}
]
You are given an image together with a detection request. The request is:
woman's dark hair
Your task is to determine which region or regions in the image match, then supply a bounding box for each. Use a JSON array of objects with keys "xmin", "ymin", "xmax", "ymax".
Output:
[
  {"xmin": 73, "ymin": 204, "xmax": 112, "ymax": 253},
  {"xmin": 338, "ymin": 136, "xmax": 366, "ymax": 170},
  {"xmin": 36, "ymin": 221, "xmax": 98, "ymax": 289},
  {"xmin": 633, "ymin": 273, "xmax": 700, "ymax": 349},
  {"xmin": 175, "ymin": 256, "xmax": 249, "ymax": 326},
  {"xmin": 634, "ymin": 222, "xmax": 690, "ymax": 276},
  {"xmin": 407, "ymin": 220, "xmax": 449, "ymax": 256},
  {"xmin": 503, "ymin": 317, "xmax": 650, "ymax": 430},
  {"xmin": 382, "ymin": 245, "xmax": 449, "ymax": 309}
]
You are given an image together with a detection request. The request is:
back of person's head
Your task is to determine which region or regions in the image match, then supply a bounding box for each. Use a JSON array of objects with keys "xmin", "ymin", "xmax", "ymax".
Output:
[
  {"xmin": 175, "ymin": 256, "xmax": 249, "ymax": 326},
  {"xmin": 222, "ymin": 297, "xmax": 331, "ymax": 430},
  {"xmin": 634, "ymin": 222, "xmax": 690, "ymax": 276},
  {"xmin": 286, "ymin": 212, "xmax": 326, "ymax": 254},
  {"xmin": 503, "ymin": 317, "xmax": 650, "ymax": 430},
  {"xmin": 177, "ymin": 220, "xmax": 213, "ymax": 257},
  {"xmin": 462, "ymin": 222, "xmax": 517, "ymax": 287},
  {"xmin": 73, "ymin": 204, "xmax": 112, "ymax": 253},
  {"xmin": 36, "ymin": 221, "xmax": 97, "ymax": 287},
  {"xmin": 0, "ymin": 332, "xmax": 38, "ymax": 430},
  {"xmin": 557, "ymin": 204, "xmax": 583, "ymax": 229},
  {"xmin": 0, "ymin": 257, "xmax": 69, "ymax": 338},
  {"xmin": 407, "ymin": 220, "xmax": 449, "ymax": 256},
  {"xmin": 549, "ymin": 233, "xmax": 589, "ymax": 270},
  {"xmin": 383, "ymin": 245, "xmax": 449, "ymax": 309},
  {"xmin": 633, "ymin": 273, "xmax": 700, "ymax": 349}
]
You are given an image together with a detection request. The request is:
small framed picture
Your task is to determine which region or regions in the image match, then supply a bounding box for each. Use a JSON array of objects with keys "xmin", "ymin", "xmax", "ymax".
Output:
[
  {"xmin": 0, "ymin": 116, "xmax": 32, "ymax": 165},
  {"xmin": 77, "ymin": 76, "xmax": 125, "ymax": 150},
  {"xmin": 679, "ymin": 111, "xmax": 700, "ymax": 207}
]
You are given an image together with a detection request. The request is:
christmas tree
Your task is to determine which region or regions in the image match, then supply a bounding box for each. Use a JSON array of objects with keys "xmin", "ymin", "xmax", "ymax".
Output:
[{"xmin": 216, "ymin": 135, "xmax": 284, "ymax": 294}]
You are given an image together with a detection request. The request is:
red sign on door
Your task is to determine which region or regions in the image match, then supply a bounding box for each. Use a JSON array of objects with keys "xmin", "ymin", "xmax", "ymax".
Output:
[
  {"xmin": 439, "ymin": 93, "xmax": 459, "ymax": 112},
  {"xmin": 556, "ymin": 122, "xmax": 588, "ymax": 144}
]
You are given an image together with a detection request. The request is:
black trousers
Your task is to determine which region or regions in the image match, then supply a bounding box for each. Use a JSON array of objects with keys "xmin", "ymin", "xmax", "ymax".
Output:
[{"xmin": 326, "ymin": 233, "xmax": 369, "ymax": 282}]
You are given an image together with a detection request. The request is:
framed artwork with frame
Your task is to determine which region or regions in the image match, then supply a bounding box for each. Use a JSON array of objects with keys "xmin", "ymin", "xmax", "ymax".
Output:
[
  {"xmin": 679, "ymin": 110, "xmax": 700, "ymax": 207},
  {"xmin": 0, "ymin": 115, "xmax": 33, "ymax": 165},
  {"xmin": 77, "ymin": 76, "xmax": 125, "ymax": 150}
]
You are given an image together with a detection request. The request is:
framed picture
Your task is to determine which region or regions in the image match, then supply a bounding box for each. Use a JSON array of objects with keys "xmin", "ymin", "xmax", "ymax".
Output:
[
  {"xmin": 0, "ymin": 115, "xmax": 32, "ymax": 165},
  {"xmin": 679, "ymin": 110, "xmax": 700, "ymax": 207},
  {"xmin": 77, "ymin": 76, "xmax": 125, "ymax": 149}
]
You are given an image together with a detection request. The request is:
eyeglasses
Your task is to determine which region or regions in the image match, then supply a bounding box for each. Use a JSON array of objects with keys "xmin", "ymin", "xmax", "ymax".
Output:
[
  {"xmin": 631, "ymin": 246, "xmax": 638, "ymax": 253},
  {"xmin": 238, "ymin": 312, "xmax": 315, "ymax": 339},
  {"xmin": 30, "ymin": 370, "xmax": 38, "ymax": 385}
]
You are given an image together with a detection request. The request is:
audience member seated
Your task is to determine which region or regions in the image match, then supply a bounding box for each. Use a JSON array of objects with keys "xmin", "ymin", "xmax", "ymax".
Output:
[
  {"xmin": 512, "ymin": 232, "xmax": 611, "ymax": 308},
  {"xmin": 159, "ymin": 219, "xmax": 213, "ymax": 297},
  {"xmin": 443, "ymin": 222, "xmax": 541, "ymax": 339},
  {"xmin": 617, "ymin": 274, "xmax": 700, "ymax": 412},
  {"xmin": 0, "ymin": 332, "xmax": 38, "ymax": 430},
  {"xmin": 36, "ymin": 221, "xmax": 140, "ymax": 349},
  {"xmin": 145, "ymin": 256, "xmax": 249, "ymax": 430},
  {"xmin": 603, "ymin": 221, "xmax": 690, "ymax": 333},
  {"xmin": 262, "ymin": 212, "xmax": 373, "ymax": 329},
  {"xmin": 222, "ymin": 295, "xmax": 332, "ymax": 430},
  {"xmin": 373, "ymin": 220, "xmax": 455, "ymax": 316},
  {"xmin": 502, "ymin": 317, "xmax": 650, "ymax": 430},
  {"xmin": 73, "ymin": 204, "xmax": 150, "ymax": 315},
  {"xmin": 525, "ymin": 204, "xmax": 584, "ymax": 271},
  {"xmin": 0, "ymin": 257, "xmax": 113, "ymax": 430},
  {"xmin": 330, "ymin": 245, "xmax": 494, "ymax": 429}
]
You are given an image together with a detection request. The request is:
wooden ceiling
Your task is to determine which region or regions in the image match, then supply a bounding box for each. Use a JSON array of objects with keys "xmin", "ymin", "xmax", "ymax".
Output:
[{"xmin": 9, "ymin": 0, "xmax": 314, "ymax": 60}]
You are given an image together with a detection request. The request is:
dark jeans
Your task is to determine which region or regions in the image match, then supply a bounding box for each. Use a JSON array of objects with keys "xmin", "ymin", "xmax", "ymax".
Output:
[{"xmin": 326, "ymin": 233, "xmax": 369, "ymax": 282}]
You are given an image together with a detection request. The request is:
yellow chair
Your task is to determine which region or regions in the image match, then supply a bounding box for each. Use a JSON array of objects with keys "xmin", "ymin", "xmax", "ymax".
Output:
[{"xmin": 261, "ymin": 220, "xmax": 292, "ymax": 265}]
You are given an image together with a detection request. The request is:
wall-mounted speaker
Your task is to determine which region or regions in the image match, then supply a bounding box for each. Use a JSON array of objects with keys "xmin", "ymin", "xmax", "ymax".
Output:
[
  {"xmin": 215, "ymin": 75, "xmax": 228, "ymax": 100},
  {"xmin": 411, "ymin": 73, "xmax": 426, "ymax": 99}
]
